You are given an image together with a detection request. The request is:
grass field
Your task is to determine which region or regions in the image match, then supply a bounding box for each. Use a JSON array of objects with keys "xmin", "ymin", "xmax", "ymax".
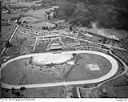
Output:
[
  {"xmin": 1, "ymin": 58, "xmax": 62, "ymax": 85},
  {"xmin": 65, "ymin": 53, "xmax": 111, "ymax": 81},
  {"xmin": 1, "ymin": 86, "xmax": 66, "ymax": 98},
  {"xmin": 1, "ymin": 25, "xmax": 16, "ymax": 42}
]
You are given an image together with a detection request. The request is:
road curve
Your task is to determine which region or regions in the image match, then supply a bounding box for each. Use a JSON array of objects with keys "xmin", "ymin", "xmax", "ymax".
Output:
[
  {"xmin": 94, "ymin": 50, "xmax": 128, "ymax": 97},
  {"xmin": 0, "ymin": 50, "xmax": 118, "ymax": 89}
]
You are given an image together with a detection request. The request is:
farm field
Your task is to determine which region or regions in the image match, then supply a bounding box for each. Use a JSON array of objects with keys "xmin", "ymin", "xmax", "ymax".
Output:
[{"xmin": 1, "ymin": 25, "xmax": 16, "ymax": 42}]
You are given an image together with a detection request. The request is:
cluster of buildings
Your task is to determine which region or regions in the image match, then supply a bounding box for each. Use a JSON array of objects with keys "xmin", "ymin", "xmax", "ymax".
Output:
[{"xmin": 18, "ymin": 6, "xmax": 59, "ymax": 29}]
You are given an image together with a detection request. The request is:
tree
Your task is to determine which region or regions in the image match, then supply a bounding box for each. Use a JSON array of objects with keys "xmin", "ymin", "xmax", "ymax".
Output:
[
  {"xmin": 20, "ymin": 86, "xmax": 25, "ymax": 91},
  {"xmin": 5, "ymin": 41, "xmax": 13, "ymax": 48},
  {"xmin": 15, "ymin": 91, "xmax": 20, "ymax": 96},
  {"xmin": 11, "ymin": 87, "xmax": 15, "ymax": 94}
]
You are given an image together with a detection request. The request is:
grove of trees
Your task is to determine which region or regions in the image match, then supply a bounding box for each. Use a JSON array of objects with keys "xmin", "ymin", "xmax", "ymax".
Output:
[{"xmin": 54, "ymin": 0, "xmax": 128, "ymax": 31}]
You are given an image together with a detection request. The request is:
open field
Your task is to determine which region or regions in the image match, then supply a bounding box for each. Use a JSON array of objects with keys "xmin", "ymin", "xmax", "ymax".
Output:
[
  {"xmin": 1, "ymin": 13, "xmax": 21, "ymax": 21},
  {"xmin": 1, "ymin": 86, "xmax": 66, "ymax": 98},
  {"xmin": 1, "ymin": 58, "xmax": 62, "ymax": 85},
  {"xmin": 1, "ymin": 25, "xmax": 16, "ymax": 42},
  {"xmin": 24, "ymin": 9, "xmax": 47, "ymax": 20},
  {"xmin": 65, "ymin": 53, "xmax": 111, "ymax": 81}
]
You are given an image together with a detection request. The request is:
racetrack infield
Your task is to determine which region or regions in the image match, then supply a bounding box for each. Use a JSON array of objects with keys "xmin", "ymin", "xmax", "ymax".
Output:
[
  {"xmin": 1, "ymin": 50, "xmax": 118, "ymax": 88},
  {"xmin": 64, "ymin": 53, "xmax": 112, "ymax": 81}
]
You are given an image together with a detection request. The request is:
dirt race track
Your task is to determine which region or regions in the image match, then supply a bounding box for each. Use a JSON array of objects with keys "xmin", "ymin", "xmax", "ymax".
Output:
[{"xmin": 0, "ymin": 50, "xmax": 118, "ymax": 89}]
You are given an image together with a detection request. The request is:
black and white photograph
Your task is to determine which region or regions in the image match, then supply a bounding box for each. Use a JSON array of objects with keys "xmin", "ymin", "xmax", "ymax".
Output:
[{"xmin": 1, "ymin": 0, "xmax": 128, "ymax": 100}]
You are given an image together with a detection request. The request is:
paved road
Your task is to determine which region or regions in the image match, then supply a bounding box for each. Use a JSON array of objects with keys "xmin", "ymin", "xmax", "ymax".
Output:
[
  {"xmin": 32, "ymin": 36, "xmax": 39, "ymax": 51},
  {"xmin": 0, "ymin": 50, "xmax": 118, "ymax": 89},
  {"xmin": 1, "ymin": 25, "xmax": 19, "ymax": 55},
  {"xmin": 8, "ymin": 25, "xmax": 19, "ymax": 42}
]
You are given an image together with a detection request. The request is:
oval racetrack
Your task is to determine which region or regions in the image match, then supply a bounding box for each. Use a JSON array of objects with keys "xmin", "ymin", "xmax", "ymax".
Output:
[{"xmin": 0, "ymin": 50, "xmax": 118, "ymax": 89}]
